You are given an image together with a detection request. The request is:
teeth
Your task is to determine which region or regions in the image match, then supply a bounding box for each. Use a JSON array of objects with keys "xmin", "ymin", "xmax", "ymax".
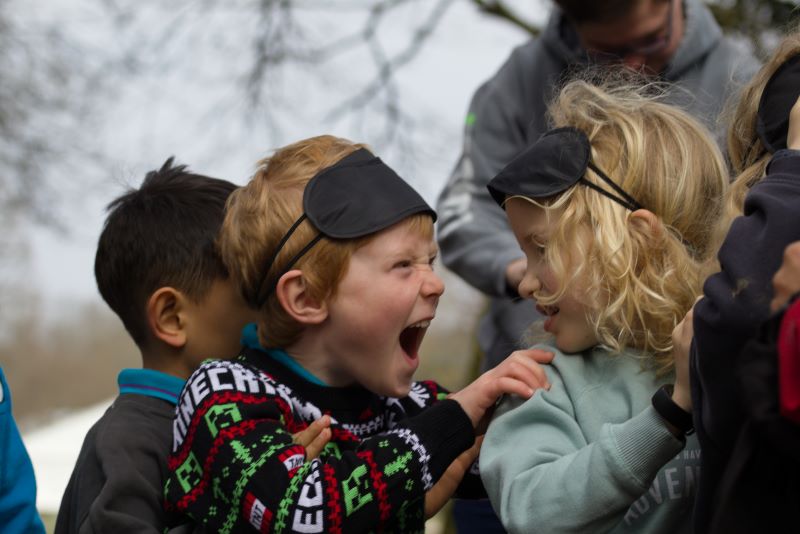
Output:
[
  {"xmin": 541, "ymin": 305, "xmax": 559, "ymax": 316},
  {"xmin": 408, "ymin": 320, "xmax": 430, "ymax": 329}
]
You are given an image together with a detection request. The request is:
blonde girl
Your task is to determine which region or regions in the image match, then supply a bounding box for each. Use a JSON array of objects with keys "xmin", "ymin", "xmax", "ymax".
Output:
[{"xmin": 479, "ymin": 79, "xmax": 728, "ymax": 533}]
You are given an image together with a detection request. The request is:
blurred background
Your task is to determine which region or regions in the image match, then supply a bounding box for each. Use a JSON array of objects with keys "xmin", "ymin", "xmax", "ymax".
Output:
[{"xmin": 1, "ymin": 0, "xmax": 796, "ymax": 531}]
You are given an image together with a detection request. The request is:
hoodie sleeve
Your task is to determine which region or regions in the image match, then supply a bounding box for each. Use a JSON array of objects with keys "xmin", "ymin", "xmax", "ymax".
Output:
[
  {"xmin": 694, "ymin": 151, "xmax": 800, "ymax": 449},
  {"xmin": 436, "ymin": 42, "xmax": 553, "ymax": 297}
]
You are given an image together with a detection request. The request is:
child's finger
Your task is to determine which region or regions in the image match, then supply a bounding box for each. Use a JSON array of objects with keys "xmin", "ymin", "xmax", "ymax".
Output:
[
  {"xmin": 497, "ymin": 354, "xmax": 551, "ymax": 389},
  {"xmin": 512, "ymin": 348, "xmax": 554, "ymax": 364},
  {"xmin": 305, "ymin": 428, "xmax": 331, "ymax": 460},
  {"xmin": 498, "ymin": 360, "xmax": 549, "ymax": 392},
  {"xmin": 292, "ymin": 415, "xmax": 331, "ymax": 448},
  {"xmin": 493, "ymin": 376, "xmax": 536, "ymax": 400}
]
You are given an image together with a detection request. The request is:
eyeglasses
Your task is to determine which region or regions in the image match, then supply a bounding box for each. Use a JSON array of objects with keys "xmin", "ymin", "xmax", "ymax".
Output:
[{"xmin": 585, "ymin": 0, "xmax": 674, "ymax": 61}]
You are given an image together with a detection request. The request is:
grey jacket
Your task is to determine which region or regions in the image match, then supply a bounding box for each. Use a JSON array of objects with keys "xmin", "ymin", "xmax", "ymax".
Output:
[{"xmin": 436, "ymin": 0, "xmax": 760, "ymax": 370}]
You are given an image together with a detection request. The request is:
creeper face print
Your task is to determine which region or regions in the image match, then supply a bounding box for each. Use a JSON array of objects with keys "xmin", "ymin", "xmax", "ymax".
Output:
[
  {"xmin": 204, "ymin": 403, "xmax": 242, "ymax": 437},
  {"xmin": 342, "ymin": 465, "xmax": 373, "ymax": 516},
  {"xmin": 176, "ymin": 452, "xmax": 204, "ymax": 493}
]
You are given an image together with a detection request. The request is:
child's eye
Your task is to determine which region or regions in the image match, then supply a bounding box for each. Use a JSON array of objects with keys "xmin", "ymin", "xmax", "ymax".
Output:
[
  {"xmin": 429, "ymin": 254, "xmax": 437, "ymax": 267},
  {"xmin": 393, "ymin": 260, "xmax": 412, "ymax": 269}
]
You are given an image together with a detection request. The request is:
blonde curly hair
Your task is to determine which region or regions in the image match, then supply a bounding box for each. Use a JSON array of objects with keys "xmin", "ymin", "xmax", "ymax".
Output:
[
  {"xmin": 532, "ymin": 79, "xmax": 728, "ymax": 374},
  {"xmin": 722, "ymin": 28, "xmax": 800, "ymax": 224}
]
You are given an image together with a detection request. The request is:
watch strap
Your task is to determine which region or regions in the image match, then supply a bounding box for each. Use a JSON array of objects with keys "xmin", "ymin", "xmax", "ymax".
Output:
[{"xmin": 652, "ymin": 384, "xmax": 694, "ymax": 435}]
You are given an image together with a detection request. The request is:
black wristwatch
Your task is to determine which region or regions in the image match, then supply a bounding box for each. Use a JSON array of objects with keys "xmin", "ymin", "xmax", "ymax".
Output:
[{"xmin": 652, "ymin": 384, "xmax": 694, "ymax": 435}]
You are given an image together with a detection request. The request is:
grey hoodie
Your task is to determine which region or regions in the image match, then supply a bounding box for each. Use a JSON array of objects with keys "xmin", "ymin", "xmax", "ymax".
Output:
[{"xmin": 437, "ymin": 0, "xmax": 759, "ymax": 370}]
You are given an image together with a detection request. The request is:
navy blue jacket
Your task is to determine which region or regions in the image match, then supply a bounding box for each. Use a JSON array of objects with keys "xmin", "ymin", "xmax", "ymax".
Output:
[{"xmin": 692, "ymin": 150, "xmax": 800, "ymax": 531}]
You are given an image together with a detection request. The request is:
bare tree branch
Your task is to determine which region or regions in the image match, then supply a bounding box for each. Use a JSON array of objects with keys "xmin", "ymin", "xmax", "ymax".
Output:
[{"xmin": 470, "ymin": 0, "xmax": 540, "ymax": 36}]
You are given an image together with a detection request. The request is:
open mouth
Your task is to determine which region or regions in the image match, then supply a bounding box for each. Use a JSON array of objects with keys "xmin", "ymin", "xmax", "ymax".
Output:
[
  {"xmin": 536, "ymin": 304, "xmax": 560, "ymax": 317},
  {"xmin": 399, "ymin": 319, "xmax": 430, "ymax": 361},
  {"xmin": 536, "ymin": 304, "xmax": 559, "ymax": 333}
]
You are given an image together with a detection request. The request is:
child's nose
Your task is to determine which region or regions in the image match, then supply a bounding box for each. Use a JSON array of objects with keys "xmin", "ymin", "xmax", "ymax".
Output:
[
  {"xmin": 517, "ymin": 273, "xmax": 540, "ymax": 300},
  {"xmin": 421, "ymin": 269, "xmax": 445, "ymax": 298}
]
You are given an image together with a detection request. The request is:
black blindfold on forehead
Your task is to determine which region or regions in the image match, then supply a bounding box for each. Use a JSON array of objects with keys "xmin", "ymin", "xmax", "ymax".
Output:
[
  {"xmin": 251, "ymin": 148, "xmax": 436, "ymax": 307},
  {"xmin": 487, "ymin": 127, "xmax": 643, "ymax": 212},
  {"xmin": 757, "ymin": 53, "xmax": 800, "ymax": 154}
]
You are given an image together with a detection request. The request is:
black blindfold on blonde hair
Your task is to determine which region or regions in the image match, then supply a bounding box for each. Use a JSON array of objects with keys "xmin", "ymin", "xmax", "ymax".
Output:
[
  {"xmin": 251, "ymin": 148, "xmax": 436, "ymax": 307},
  {"xmin": 757, "ymin": 53, "xmax": 800, "ymax": 154},
  {"xmin": 487, "ymin": 127, "xmax": 644, "ymax": 212}
]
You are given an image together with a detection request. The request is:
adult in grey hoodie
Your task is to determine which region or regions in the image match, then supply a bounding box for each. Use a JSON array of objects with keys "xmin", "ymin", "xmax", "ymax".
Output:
[{"xmin": 438, "ymin": 0, "xmax": 758, "ymax": 373}]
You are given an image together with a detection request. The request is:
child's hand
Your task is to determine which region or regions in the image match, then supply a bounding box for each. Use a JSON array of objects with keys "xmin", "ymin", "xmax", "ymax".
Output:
[
  {"xmin": 671, "ymin": 304, "xmax": 695, "ymax": 412},
  {"xmin": 450, "ymin": 349, "xmax": 553, "ymax": 430},
  {"xmin": 788, "ymin": 96, "xmax": 800, "ymax": 150},
  {"xmin": 771, "ymin": 241, "xmax": 800, "ymax": 312},
  {"xmin": 292, "ymin": 415, "xmax": 332, "ymax": 460},
  {"xmin": 424, "ymin": 436, "xmax": 483, "ymax": 519}
]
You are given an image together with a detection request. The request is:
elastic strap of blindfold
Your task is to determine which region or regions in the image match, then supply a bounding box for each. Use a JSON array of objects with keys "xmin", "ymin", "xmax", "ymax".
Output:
[
  {"xmin": 253, "ymin": 213, "xmax": 324, "ymax": 307},
  {"xmin": 582, "ymin": 162, "xmax": 697, "ymax": 254},
  {"xmin": 582, "ymin": 161, "xmax": 644, "ymax": 212}
]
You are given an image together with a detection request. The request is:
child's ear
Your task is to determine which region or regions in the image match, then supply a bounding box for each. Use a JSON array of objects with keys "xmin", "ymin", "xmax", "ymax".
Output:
[
  {"xmin": 147, "ymin": 287, "xmax": 188, "ymax": 348},
  {"xmin": 628, "ymin": 209, "xmax": 663, "ymax": 239},
  {"xmin": 275, "ymin": 270, "xmax": 328, "ymax": 325}
]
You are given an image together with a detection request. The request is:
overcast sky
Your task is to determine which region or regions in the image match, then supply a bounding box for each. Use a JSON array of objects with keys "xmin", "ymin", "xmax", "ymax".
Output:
[
  {"xmin": 21, "ymin": 0, "xmax": 550, "ymax": 511},
  {"xmin": 24, "ymin": 0, "xmax": 548, "ymax": 321}
]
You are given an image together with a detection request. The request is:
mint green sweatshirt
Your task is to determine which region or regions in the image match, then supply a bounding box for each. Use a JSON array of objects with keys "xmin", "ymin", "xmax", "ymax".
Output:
[{"xmin": 480, "ymin": 346, "xmax": 700, "ymax": 533}]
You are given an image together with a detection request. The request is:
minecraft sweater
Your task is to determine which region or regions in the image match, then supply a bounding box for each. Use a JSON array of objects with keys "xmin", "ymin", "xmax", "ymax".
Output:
[{"xmin": 163, "ymin": 346, "xmax": 475, "ymax": 533}]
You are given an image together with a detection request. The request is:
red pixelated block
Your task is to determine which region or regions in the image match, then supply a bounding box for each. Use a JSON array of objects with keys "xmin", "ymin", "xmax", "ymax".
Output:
[
  {"xmin": 278, "ymin": 444, "xmax": 306, "ymax": 478},
  {"xmin": 244, "ymin": 491, "xmax": 273, "ymax": 533}
]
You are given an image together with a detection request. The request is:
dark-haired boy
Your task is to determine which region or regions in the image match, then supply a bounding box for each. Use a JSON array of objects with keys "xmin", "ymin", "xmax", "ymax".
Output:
[{"xmin": 54, "ymin": 159, "xmax": 258, "ymax": 534}]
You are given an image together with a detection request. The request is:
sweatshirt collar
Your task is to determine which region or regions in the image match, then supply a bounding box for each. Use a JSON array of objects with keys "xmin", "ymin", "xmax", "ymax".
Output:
[{"xmin": 117, "ymin": 368, "xmax": 185, "ymax": 405}]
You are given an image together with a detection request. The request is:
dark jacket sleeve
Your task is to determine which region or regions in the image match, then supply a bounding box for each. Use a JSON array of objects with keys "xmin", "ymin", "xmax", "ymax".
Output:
[
  {"xmin": 164, "ymin": 361, "xmax": 474, "ymax": 533},
  {"xmin": 436, "ymin": 41, "xmax": 557, "ymax": 297},
  {"xmin": 691, "ymin": 150, "xmax": 800, "ymax": 529},
  {"xmin": 394, "ymin": 381, "xmax": 485, "ymax": 499}
]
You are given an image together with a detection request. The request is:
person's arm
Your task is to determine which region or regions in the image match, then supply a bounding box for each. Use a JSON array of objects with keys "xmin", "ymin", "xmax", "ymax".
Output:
[
  {"xmin": 693, "ymin": 149, "xmax": 800, "ymax": 450},
  {"xmin": 480, "ymin": 367, "xmax": 684, "ymax": 534},
  {"xmin": 164, "ymin": 360, "xmax": 475, "ymax": 533},
  {"xmin": 436, "ymin": 48, "xmax": 539, "ymax": 297},
  {"xmin": 0, "ymin": 368, "xmax": 46, "ymax": 534}
]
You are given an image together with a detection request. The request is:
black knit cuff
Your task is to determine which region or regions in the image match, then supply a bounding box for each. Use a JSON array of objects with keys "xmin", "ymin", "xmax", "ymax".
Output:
[{"xmin": 402, "ymin": 399, "xmax": 474, "ymax": 483}]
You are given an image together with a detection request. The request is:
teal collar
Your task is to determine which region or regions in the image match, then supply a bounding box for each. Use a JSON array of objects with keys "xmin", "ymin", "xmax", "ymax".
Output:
[
  {"xmin": 241, "ymin": 323, "xmax": 329, "ymax": 387},
  {"xmin": 117, "ymin": 368, "xmax": 185, "ymax": 405}
]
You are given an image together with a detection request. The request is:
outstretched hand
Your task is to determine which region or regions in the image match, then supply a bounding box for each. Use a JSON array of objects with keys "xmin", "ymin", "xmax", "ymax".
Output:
[
  {"xmin": 449, "ymin": 348, "xmax": 553, "ymax": 431},
  {"xmin": 292, "ymin": 415, "xmax": 332, "ymax": 460}
]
